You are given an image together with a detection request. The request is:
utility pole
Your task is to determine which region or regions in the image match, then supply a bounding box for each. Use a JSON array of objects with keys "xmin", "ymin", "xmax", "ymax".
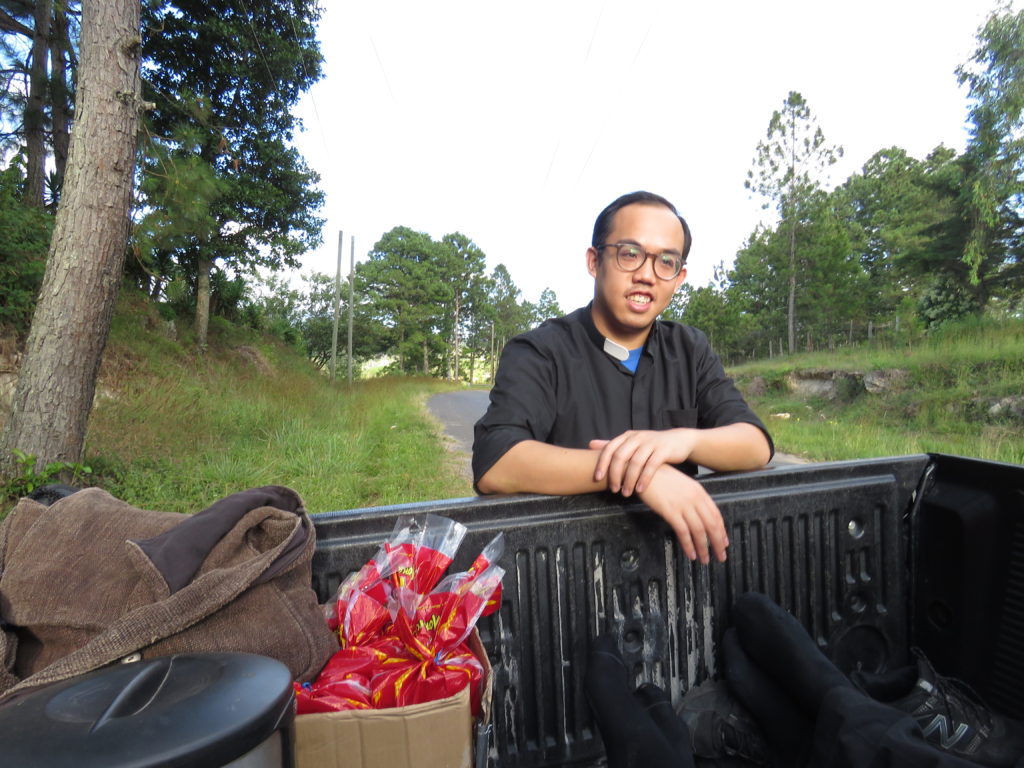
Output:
[
  {"xmin": 347, "ymin": 235, "xmax": 354, "ymax": 385},
  {"xmin": 330, "ymin": 230, "xmax": 343, "ymax": 382},
  {"xmin": 489, "ymin": 321, "xmax": 495, "ymax": 383}
]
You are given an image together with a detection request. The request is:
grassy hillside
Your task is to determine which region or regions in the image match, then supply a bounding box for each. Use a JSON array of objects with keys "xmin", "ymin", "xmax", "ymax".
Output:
[
  {"xmin": 2, "ymin": 289, "xmax": 474, "ymax": 516},
  {"xmin": 730, "ymin": 317, "xmax": 1024, "ymax": 466}
]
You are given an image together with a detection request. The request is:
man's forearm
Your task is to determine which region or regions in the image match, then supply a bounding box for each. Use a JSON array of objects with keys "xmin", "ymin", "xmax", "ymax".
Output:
[
  {"xmin": 476, "ymin": 440, "xmax": 607, "ymax": 495},
  {"xmin": 687, "ymin": 422, "xmax": 772, "ymax": 471}
]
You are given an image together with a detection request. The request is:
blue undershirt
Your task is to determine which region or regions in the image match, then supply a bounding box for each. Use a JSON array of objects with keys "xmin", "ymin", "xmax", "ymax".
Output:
[{"xmin": 622, "ymin": 346, "xmax": 643, "ymax": 373}]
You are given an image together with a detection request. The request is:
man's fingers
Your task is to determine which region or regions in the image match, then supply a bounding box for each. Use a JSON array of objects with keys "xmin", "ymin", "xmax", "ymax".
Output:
[
  {"xmin": 696, "ymin": 496, "xmax": 729, "ymax": 562},
  {"xmin": 690, "ymin": 517, "xmax": 712, "ymax": 564},
  {"xmin": 592, "ymin": 434, "xmax": 627, "ymax": 485},
  {"xmin": 620, "ymin": 445, "xmax": 656, "ymax": 496},
  {"xmin": 666, "ymin": 516, "xmax": 697, "ymax": 562},
  {"xmin": 633, "ymin": 446, "xmax": 670, "ymax": 494},
  {"xmin": 599, "ymin": 433, "xmax": 639, "ymax": 492}
]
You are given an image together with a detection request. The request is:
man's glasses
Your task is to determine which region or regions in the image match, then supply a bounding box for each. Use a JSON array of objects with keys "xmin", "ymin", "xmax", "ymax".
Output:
[{"xmin": 597, "ymin": 242, "xmax": 685, "ymax": 281}]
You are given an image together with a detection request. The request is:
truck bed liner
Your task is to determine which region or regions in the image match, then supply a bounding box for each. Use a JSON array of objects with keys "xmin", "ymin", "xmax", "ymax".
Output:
[{"xmin": 312, "ymin": 454, "xmax": 1024, "ymax": 767}]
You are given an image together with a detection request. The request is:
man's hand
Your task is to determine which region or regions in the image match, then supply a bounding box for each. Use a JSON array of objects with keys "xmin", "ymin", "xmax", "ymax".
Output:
[
  {"xmin": 590, "ymin": 423, "xmax": 772, "ymax": 496},
  {"xmin": 589, "ymin": 429, "xmax": 696, "ymax": 496},
  {"xmin": 636, "ymin": 464, "xmax": 728, "ymax": 563}
]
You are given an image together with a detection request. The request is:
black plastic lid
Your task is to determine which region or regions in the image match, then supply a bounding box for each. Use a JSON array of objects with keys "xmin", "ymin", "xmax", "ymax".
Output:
[{"xmin": 0, "ymin": 652, "xmax": 294, "ymax": 767}]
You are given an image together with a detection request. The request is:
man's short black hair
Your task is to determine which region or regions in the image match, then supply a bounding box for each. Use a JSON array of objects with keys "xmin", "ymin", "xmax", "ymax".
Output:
[{"xmin": 591, "ymin": 191, "xmax": 692, "ymax": 263}]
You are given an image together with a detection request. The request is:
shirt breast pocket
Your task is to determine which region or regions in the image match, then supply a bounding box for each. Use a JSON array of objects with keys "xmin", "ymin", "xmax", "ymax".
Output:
[{"xmin": 664, "ymin": 408, "xmax": 697, "ymax": 429}]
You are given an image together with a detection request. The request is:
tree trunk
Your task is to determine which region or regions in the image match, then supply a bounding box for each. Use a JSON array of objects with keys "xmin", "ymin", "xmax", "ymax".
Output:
[
  {"xmin": 0, "ymin": 0, "xmax": 141, "ymax": 477},
  {"xmin": 24, "ymin": 0, "xmax": 52, "ymax": 207},
  {"xmin": 489, "ymin": 322, "xmax": 495, "ymax": 384},
  {"xmin": 195, "ymin": 254, "xmax": 212, "ymax": 350},
  {"xmin": 49, "ymin": 3, "xmax": 73, "ymax": 200},
  {"xmin": 422, "ymin": 338, "xmax": 429, "ymax": 376},
  {"xmin": 452, "ymin": 295, "xmax": 461, "ymax": 381},
  {"xmin": 787, "ymin": 219, "xmax": 797, "ymax": 354}
]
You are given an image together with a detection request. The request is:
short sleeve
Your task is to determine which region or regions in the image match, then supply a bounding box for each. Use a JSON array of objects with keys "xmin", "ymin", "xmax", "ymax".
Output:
[
  {"xmin": 691, "ymin": 330, "xmax": 775, "ymax": 458},
  {"xmin": 471, "ymin": 336, "xmax": 559, "ymax": 490}
]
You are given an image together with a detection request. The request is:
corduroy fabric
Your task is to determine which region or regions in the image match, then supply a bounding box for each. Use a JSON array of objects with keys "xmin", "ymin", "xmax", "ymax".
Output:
[{"xmin": 0, "ymin": 486, "xmax": 338, "ymax": 702}]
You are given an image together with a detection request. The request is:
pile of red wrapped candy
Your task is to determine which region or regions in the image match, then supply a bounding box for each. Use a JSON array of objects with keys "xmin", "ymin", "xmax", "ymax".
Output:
[{"xmin": 294, "ymin": 514, "xmax": 503, "ymax": 716}]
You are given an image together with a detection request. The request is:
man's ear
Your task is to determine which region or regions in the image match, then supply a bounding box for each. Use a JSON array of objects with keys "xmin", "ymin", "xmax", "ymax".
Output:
[
  {"xmin": 671, "ymin": 266, "xmax": 688, "ymax": 293},
  {"xmin": 586, "ymin": 247, "xmax": 600, "ymax": 279}
]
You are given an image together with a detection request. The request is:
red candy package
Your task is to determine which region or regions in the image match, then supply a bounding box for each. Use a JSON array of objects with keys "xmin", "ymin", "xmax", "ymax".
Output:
[
  {"xmin": 467, "ymin": 533, "xmax": 504, "ymax": 617},
  {"xmin": 296, "ymin": 515, "xmax": 503, "ymax": 717},
  {"xmin": 324, "ymin": 542, "xmax": 396, "ymax": 643},
  {"xmin": 384, "ymin": 514, "xmax": 467, "ymax": 595}
]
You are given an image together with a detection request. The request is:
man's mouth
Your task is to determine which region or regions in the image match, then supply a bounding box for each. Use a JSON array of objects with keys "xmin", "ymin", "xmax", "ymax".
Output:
[{"xmin": 627, "ymin": 293, "xmax": 652, "ymax": 306}]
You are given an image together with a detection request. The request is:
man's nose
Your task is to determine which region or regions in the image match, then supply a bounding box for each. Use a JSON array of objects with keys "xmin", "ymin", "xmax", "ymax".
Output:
[{"xmin": 633, "ymin": 253, "xmax": 658, "ymax": 282}]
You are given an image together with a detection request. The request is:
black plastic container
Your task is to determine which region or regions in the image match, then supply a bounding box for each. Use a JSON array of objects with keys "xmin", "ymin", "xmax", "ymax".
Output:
[{"xmin": 0, "ymin": 652, "xmax": 295, "ymax": 767}]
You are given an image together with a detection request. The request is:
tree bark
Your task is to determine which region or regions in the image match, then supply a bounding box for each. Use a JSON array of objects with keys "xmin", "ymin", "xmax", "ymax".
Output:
[
  {"xmin": 451, "ymin": 294, "xmax": 461, "ymax": 380},
  {"xmin": 24, "ymin": 0, "xmax": 52, "ymax": 207},
  {"xmin": 49, "ymin": 3, "xmax": 73, "ymax": 200},
  {"xmin": 787, "ymin": 224, "xmax": 796, "ymax": 355},
  {"xmin": 0, "ymin": 0, "xmax": 141, "ymax": 477},
  {"xmin": 195, "ymin": 254, "xmax": 212, "ymax": 350}
]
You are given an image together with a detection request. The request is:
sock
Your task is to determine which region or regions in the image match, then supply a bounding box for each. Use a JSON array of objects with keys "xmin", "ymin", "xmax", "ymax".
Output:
[
  {"xmin": 584, "ymin": 634, "xmax": 692, "ymax": 768},
  {"xmin": 731, "ymin": 592, "xmax": 854, "ymax": 715},
  {"xmin": 633, "ymin": 683, "xmax": 695, "ymax": 766},
  {"xmin": 850, "ymin": 664, "xmax": 918, "ymax": 703},
  {"xmin": 722, "ymin": 627, "xmax": 812, "ymax": 767}
]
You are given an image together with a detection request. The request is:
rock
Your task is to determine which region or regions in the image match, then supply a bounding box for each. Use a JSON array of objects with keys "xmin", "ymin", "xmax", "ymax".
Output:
[
  {"xmin": 987, "ymin": 396, "xmax": 1024, "ymax": 421},
  {"xmin": 785, "ymin": 369, "xmax": 865, "ymax": 401},
  {"xmin": 863, "ymin": 369, "xmax": 909, "ymax": 395},
  {"xmin": 742, "ymin": 376, "xmax": 767, "ymax": 397}
]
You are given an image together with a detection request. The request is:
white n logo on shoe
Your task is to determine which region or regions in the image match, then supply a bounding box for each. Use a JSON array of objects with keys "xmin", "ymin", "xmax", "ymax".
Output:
[{"xmin": 921, "ymin": 714, "xmax": 970, "ymax": 750}]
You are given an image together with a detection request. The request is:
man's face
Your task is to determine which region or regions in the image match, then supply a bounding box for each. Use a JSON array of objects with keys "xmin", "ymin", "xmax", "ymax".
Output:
[{"xmin": 587, "ymin": 202, "xmax": 687, "ymax": 346}]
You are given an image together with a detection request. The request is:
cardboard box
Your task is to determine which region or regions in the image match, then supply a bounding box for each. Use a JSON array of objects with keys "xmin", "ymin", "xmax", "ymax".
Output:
[{"xmin": 294, "ymin": 632, "xmax": 492, "ymax": 768}]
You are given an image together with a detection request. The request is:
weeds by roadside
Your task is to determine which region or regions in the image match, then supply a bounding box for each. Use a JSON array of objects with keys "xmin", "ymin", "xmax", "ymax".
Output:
[
  {"xmin": 1, "ymin": 299, "xmax": 473, "ymax": 516},
  {"xmin": 732, "ymin": 316, "xmax": 1024, "ymax": 466}
]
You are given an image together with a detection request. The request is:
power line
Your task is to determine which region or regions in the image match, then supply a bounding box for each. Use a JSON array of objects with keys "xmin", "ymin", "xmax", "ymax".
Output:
[
  {"xmin": 369, "ymin": 35, "xmax": 397, "ymax": 104},
  {"xmin": 283, "ymin": 3, "xmax": 331, "ymax": 159}
]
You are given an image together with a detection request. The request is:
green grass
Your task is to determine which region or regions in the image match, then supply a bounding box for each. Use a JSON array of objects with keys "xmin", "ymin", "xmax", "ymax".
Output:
[
  {"xmin": 6, "ymin": 291, "xmax": 475, "ymax": 516},
  {"xmin": 5, "ymin": 298, "xmax": 1022, "ymax": 517},
  {"xmin": 730, "ymin": 316, "xmax": 1024, "ymax": 466}
]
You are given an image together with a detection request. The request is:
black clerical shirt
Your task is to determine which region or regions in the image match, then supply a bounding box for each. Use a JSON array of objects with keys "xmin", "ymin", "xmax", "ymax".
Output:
[{"xmin": 472, "ymin": 305, "xmax": 773, "ymax": 487}]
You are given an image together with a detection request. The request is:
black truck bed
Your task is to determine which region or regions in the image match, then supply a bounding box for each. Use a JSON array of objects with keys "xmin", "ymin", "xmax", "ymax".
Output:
[{"xmin": 310, "ymin": 454, "xmax": 1024, "ymax": 767}]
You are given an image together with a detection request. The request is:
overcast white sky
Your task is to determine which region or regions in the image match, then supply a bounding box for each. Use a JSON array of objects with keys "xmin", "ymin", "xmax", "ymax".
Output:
[{"xmin": 288, "ymin": 0, "xmax": 1002, "ymax": 313}]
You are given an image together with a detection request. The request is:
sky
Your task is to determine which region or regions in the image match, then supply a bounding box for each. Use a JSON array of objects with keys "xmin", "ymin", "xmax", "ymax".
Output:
[{"xmin": 288, "ymin": 0, "xmax": 1003, "ymax": 314}]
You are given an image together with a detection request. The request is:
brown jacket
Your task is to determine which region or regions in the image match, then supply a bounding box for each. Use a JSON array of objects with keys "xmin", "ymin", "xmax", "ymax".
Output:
[{"xmin": 0, "ymin": 485, "xmax": 338, "ymax": 702}]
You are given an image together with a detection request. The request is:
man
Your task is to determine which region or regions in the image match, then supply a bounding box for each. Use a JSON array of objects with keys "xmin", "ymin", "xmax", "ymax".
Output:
[{"xmin": 472, "ymin": 191, "xmax": 773, "ymax": 564}]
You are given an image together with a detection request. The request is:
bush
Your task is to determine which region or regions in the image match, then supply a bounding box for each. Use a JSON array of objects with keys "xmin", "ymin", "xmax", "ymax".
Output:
[{"xmin": 0, "ymin": 162, "xmax": 54, "ymax": 335}]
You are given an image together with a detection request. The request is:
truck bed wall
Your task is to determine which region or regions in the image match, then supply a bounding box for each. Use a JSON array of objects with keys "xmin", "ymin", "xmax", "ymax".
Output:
[
  {"xmin": 911, "ymin": 453, "xmax": 1024, "ymax": 721},
  {"xmin": 312, "ymin": 455, "xmax": 937, "ymax": 768}
]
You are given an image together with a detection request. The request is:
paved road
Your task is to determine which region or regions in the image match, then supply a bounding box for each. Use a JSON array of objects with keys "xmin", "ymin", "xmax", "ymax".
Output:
[
  {"xmin": 426, "ymin": 391, "xmax": 490, "ymax": 480},
  {"xmin": 427, "ymin": 390, "xmax": 808, "ymax": 473}
]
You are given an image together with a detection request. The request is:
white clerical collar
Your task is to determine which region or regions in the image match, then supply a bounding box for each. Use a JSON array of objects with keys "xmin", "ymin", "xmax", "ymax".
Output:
[{"xmin": 602, "ymin": 337, "xmax": 629, "ymax": 361}]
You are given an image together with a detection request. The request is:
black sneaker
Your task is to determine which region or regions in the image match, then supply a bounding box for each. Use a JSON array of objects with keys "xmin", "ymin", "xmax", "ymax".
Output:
[
  {"xmin": 678, "ymin": 678, "xmax": 771, "ymax": 765},
  {"xmin": 852, "ymin": 649, "xmax": 1024, "ymax": 767}
]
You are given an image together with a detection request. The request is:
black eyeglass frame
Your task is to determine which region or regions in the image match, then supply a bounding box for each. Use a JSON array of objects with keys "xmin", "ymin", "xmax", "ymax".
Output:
[{"xmin": 596, "ymin": 242, "xmax": 686, "ymax": 281}]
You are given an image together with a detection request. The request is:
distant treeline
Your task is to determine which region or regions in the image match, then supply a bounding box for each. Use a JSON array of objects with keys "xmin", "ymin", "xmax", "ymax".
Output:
[
  {"xmin": 2, "ymin": 3, "xmax": 1022, "ymax": 377},
  {"xmin": 667, "ymin": 10, "xmax": 1024, "ymax": 363}
]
